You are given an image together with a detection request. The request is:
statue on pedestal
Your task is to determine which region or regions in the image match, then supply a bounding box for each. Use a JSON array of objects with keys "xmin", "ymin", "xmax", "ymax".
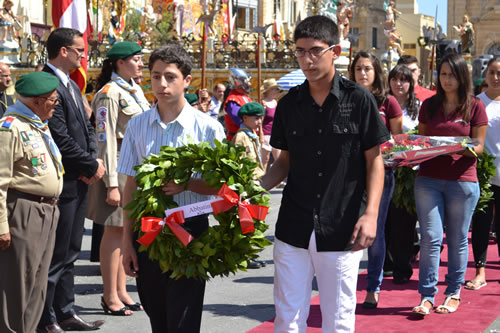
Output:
[
  {"xmin": 336, "ymin": 0, "xmax": 353, "ymax": 41},
  {"xmin": 383, "ymin": 1, "xmax": 404, "ymax": 55},
  {"xmin": 0, "ymin": 0, "xmax": 20, "ymax": 42},
  {"xmin": 0, "ymin": 0, "xmax": 19, "ymax": 64},
  {"xmin": 453, "ymin": 14, "xmax": 474, "ymax": 53}
]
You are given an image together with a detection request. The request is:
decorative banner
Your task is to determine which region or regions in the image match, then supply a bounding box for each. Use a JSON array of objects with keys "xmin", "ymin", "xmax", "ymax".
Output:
[{"xmin": 181, "ymin": 0, "xmax": 203, "ymax": 38}]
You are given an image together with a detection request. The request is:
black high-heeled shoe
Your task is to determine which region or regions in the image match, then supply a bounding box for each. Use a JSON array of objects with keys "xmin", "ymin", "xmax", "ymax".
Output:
[
  {"xmin": 101, "ymin": 296, "xmax": 133, "ymax": 316},
  {"xmin": 122, "ymin": 302, "xmax": 143, "ymax": 311}
]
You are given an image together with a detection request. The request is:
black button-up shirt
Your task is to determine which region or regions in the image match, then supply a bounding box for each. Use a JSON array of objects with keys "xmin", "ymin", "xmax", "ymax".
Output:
[{"xmin": 270, "ymin": 72, "xmax": 390, "ymax": 251}]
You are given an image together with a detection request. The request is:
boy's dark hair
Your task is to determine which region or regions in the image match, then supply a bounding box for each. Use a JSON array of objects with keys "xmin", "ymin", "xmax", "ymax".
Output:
[
  {"xmin": 429, "ymin": 53, "xmax": 473, "ymax": 122},
  {"xmin": 148, "ymin": 43, "xmax": 192, "ymax": 77},
  {"xmin": 388, "ymin": 64, "xmax": 419, "ymax": 120},
  {"xmin": 46, "ymin": 28, "xmax": 83, "ymax": 60},
  {"xmin": 293, "ymin": 16, "xmax": 339, "ymax": 46},
  {"xmin": 350, "ymin": 51, "xmax": 387, "ymax": 107},
  {"xmin": 397, "ymin": 55, "xmax": 419, "ymax": 66}
]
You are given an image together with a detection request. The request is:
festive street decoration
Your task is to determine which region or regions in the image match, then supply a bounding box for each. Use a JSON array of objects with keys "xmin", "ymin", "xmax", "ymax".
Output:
[{"xmin": 125, "ymin": 140, "xmax": 272, "ymax": 280}]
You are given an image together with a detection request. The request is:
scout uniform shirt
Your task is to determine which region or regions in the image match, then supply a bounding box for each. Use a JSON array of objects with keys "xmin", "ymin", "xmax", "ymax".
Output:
[
  {"xmin": 0, "ymin": 115, "xmax": 63, "ymax": 234},
  {"xmin": 232, "ymin": 126, "xmax": 265, "ymax": 179},
  {"xmin": 91, "ymin": 78, "xmax": 149, "ymax": 188}
]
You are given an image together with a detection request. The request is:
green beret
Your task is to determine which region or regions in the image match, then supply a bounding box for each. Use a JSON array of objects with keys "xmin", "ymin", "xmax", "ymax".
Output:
[
  {"xmin": 238, "ymin": 102, "xmax": 264, "ymax": 118},
  {"xmin": 184, "ymin": 93, "xmax": 198, "ymax": 105},
  {"xmin": 106, "ymin": 41, "xmax": 142, "ymax": 60},
  {"xmin": 15, "ymin": 72, "xmax": 60, "ymax": 97}
]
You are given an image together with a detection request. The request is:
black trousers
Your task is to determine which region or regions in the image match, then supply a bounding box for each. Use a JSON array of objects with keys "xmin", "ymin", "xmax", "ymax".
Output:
[
  {"xmin": 388, "ymin": 202, "xmax": 418, "ymax": 280},
  {"xmin": 134, "ymin": 216, "xmax": 209, "ymax": 333},
  {"xmin": 471, "ymin": 184, "xmax": 500, "ymax": 266},
  {"xmin": 39, "ymin": 181, "xmax": 88, "ymax": 327}
]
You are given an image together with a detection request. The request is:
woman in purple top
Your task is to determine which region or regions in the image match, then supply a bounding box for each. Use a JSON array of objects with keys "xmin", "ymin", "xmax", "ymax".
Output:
[
  {"xmin": 260, "ymin": 78, "xmax": 281, "ymax": 170},
  {"xmin": 350, "ymin": 51, "xmax": 402, "ymax": 309}
]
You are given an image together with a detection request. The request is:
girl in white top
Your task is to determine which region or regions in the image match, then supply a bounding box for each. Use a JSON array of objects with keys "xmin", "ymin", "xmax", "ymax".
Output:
[
  {"xmin": 388, "ymin": 64, "xmax": 421, "ymax": 133},
  {"xmin": 468, "ymin": 56, "xmax": 500, "ymax": 290}
]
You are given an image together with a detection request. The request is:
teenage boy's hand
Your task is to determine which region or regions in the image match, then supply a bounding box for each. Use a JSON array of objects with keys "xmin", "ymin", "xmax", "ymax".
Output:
[
  {"xmin": 162, "ymin": 179, "xmax": 185, "ymax": 195},
  {"xmin": 350, "ymin": 212, "xmax": 377, "ymax": 251}
]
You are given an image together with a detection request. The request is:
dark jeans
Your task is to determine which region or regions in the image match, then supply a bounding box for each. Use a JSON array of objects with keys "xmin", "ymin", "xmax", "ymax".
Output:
[
  {"xmin": 471, "ymin": 184, "xmax": 500, "ymax": 267},
  {"xmin": 389, "ymin": 203, "xmax": 418, "ymax": 280},
  {"xmin": 134, "ymin": 216, "xmax": 209, "ymax": 333}
]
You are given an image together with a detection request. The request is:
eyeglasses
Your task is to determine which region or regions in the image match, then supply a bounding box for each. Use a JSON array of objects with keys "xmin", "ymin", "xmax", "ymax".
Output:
[
  {"xmin": 66, "ymin": 46, "xmax": 85, "ymax": 56},
  {"xmin": 294, "ymin": 45, "xmax": 335, "ymax": 59},
  {"xmin": 41, "ymin": 97, "xmax": 59, "ymax": 104}
]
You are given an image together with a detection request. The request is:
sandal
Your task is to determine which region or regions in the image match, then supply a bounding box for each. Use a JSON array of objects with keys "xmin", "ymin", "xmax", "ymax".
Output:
[
  {"xmin": 101, "ymin": 296, "xmax": 133, "ymax": 316},
  {"xmin": 435, "ymin": 295, "xmax": 460, "ymax": 314},
  {"xmin": 122, "ymin": 301, "xmax": 143, "ymax": 311},
  {"xmin": 412, "ymin": 299, "xmax": 433, "ymax": 316},
  {"xmin": 464, "ymin": 280, "xmax": 487, "ymax": 290}
]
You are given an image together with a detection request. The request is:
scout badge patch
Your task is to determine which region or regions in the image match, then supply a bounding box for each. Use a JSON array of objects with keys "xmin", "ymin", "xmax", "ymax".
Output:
[
  {"xmin": 1, "ymin": 116, "xmax": 14, "ymax": 128},
  {"xmin": 102, "ymin": 84, "xmax": 111, "ymax": 94},
  {"xmin": 97, "ymin": 106, "xmax": 107, "ymax": 120},
  {"xmin": 20, "ymin": 131, "xmax": 29, "ymax": 143},
  {"xmin": 119, "ymin": 99, "xmax": 128, "ymax": 108},
  {"xmin": 97, "ymin": 121, "xmax": 106, "ymax": 131},
  {"xmin": 98, "ymin": 132, "xmax": 106, "ymax": 142},
  {"xmin": 40, "ymin": 153, "xmax": 47, "ymax": 169}
]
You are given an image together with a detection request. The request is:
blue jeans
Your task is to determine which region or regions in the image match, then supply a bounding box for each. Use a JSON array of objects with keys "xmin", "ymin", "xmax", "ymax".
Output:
[
  {"xmin": 414, "ymin": 176, "xmax": 480, "ymax": 305},
  {"xmin": 366, "ymin": 169, "xmax": 395, "ymax": 293}
]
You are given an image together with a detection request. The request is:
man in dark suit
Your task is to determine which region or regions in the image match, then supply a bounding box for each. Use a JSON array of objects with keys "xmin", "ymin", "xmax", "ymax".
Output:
[
  {"xmin": 0, "ymin": 62, "xmax": 13, "ymax": 117},
  {"xmin": 37, "ymin": 28, "xmax": 106, "ymax": 333}
]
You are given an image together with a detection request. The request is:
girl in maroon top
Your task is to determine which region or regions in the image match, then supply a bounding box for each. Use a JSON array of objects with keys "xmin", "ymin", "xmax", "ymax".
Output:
[
  {"xmin": 412, "ymin": 54, "xmax": 487, "ymax": 316},
  {"xmin": 350, "ymin": 51, "xmax": 402, "ymax": 309}
]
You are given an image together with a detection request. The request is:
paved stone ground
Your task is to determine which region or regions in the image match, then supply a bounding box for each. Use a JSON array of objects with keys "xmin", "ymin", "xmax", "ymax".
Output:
[{"xmin": 73, "ymin": 188, "xmax": 500, "ymax": 333}]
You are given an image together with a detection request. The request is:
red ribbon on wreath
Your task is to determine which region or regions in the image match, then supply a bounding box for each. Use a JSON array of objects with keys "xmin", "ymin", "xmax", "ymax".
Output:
[
  {"xmin": 211, "ymin": 183, "xmax": 269, "ymax": 234},
  {"xmin": 137, "ymin": 211, "xmax": 193, "ymax": 246}
]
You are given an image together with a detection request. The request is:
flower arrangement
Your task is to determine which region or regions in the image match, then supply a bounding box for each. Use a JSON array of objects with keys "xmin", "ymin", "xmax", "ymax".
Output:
[{"xmin": 125, "ymin": 140, "xmax": 272, "ymax": 280}]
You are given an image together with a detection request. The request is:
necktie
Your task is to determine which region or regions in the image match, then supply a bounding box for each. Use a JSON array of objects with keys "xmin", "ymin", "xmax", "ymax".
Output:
[{"xmin": 67, "ymin": 81, "xmax": 79, "ymax": 107}]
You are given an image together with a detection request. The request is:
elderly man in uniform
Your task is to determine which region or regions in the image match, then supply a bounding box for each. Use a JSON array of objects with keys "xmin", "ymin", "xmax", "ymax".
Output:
[
  {"xmin": 0, "ymin": 72, "xmax": 64, "ymax": 333},
  {"xmin": 0, "ymin": 62, "xmax": 13, "ymax": 117}
]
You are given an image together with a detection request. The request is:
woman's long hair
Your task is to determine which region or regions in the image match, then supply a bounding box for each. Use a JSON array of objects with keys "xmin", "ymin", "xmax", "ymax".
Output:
[
  {"xmin": 95, "ymin": 58, "xmax": 119, "ymax": 92},
  {"xmin": 428, "ymin": 53, "xmax": 472, "ymax": 122},
  {"xmin": 349, "ymin": 51, "xmax": 387, "ymax": 107},
  {"xmin": 388, "ymin": 64, "xmax": 419, "ymax": 120}
]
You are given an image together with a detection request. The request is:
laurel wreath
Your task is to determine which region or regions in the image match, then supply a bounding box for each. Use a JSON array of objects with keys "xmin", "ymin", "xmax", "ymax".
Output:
[{"xmin": 124, "ymin": 139, "xmax": 272, "ymax": 280}]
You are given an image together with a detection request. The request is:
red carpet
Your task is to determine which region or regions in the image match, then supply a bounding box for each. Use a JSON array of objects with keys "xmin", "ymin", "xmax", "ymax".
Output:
[{"xmin": 248, "ymin": 237, "xmax": 500, "ymax": 333}]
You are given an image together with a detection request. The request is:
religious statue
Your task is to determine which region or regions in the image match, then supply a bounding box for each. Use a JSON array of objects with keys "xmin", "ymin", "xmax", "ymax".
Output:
[
  {"xmin": 337, "ymin": 0, "xmax": 353, "ymax": 41},
  {"xmin": 0, "ymin": 0, "xmax": 20, "ymax": 42},
  {"xmin": 383, "ymin": 1, "xmax": 404, "ymax": 55},
  {"xmin": 453, "ymin": 14, "xmax": 474, "ymax": 53}
]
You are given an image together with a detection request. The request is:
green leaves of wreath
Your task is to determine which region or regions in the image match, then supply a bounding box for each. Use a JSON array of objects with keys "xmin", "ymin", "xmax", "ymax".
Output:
[
  {"xmin": 417, "ymin": 36, "xmax": 429, "ymax": 48},
  {"xmin": 124, "ymin": 139, "xmax": 272, "ymax": 280}
]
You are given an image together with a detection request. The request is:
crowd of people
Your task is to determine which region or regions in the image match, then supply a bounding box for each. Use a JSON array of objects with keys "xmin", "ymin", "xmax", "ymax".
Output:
[{"xmin": 0, "ymin": 14, "xmax": 499, "ymax": 333}]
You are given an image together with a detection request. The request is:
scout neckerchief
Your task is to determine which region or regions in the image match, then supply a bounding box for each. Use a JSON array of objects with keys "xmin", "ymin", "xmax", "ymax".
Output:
[
  {"xmin": 110, "ymin": 72, "xmax": 150, "ymax": 111},
  {"xmin": 239, "ymin": 124, "xmax": 262, "ymax": 161},
  {"xmin": 5, "ymin": 101, "xmax": 65, "ymax": 177},
  {"xmin": 0, "ymin": 91, "xmax": 8, "ymax": 111}
]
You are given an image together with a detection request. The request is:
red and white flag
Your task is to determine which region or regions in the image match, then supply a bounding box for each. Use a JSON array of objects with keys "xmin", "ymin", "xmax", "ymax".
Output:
[{"xmin": 52, "ymin": 0, "xmax": 88, "ymax": 93}]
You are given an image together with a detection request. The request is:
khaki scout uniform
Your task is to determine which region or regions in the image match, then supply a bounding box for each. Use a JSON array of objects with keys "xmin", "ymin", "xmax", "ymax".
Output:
[
  {"xmin": 0, "ymin": 115, "xmax": 63, "ymax": 333},
  {"xmin": 87, "ymin": 80, "xmax": 147, "ymax": 226},
  {"xmin": 232, "ymin": 128, "xmax": 265, "ymax": 179}
]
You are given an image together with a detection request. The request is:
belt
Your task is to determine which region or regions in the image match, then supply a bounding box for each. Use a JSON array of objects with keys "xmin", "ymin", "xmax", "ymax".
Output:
[{"xmin": 8, "ymin": 189, "xmax": 59, "ymax": 206}]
